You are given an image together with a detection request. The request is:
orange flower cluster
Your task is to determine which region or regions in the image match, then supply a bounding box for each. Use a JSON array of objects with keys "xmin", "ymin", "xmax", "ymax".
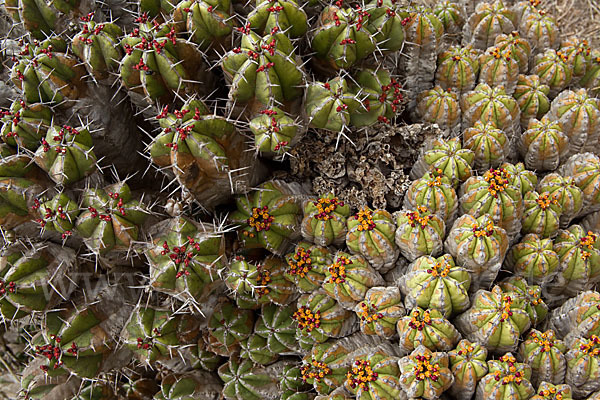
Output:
[
  {"xmin": 427, "ymin": 260, "xmax": 451, "ymax": 278},
  {"xmin": 346, "ymin": 359, "xmax": 377, "ymax": 390},
  {"xmin": 408, "ymin": 309, "xmax": 432, "ymax": 331},
  {"xmin": 484, "ymin": 168, "xmax": 511, "ymax": 198},
  {"xmin": 293, "ymin": 306, "xmax": 321, "ymax": 333},
  {"xmin": 255, "ymin": 267, "xmax": 271, "ymax": 297},
  {"xmin": 456, "ymin": 343, "xmax": 475, "ymax": 357},
  {"xmin": 527, "ymin": 289, "xmax": 542, "ymax": 306},
  {"xmin": 535, "ymin": 193, "xmax": 559, "ymax": 210},
  {"xmin": 287, "ymin": 247, "xmax": 312, "ymax": 277},
  {"xmin": 244, "ymin": 206, "xmax": 274, "ymax": 238},
  {"xmin": 499, "ymin": 295, "xmax": 514, "ymax": 322},
  {"xmin": 327, "ymin": 256, "xmax": 351, "ymax": 284},
  {"xmin": 406, "ymin": 206, "xmax": 432, "ymax": 228},
  {"xmin": 354, "ymin": 207, "xmax": 376, "ymax": 231},
  {"xmin": 426, "ymin": 169, "xmax": 444, "ymax": 187},
  {"xmin": 313, "ymin": 197, "xmax": 344, "ymax": 221},
  {"xmin": 579, "ymin": 231, "xmax": 598, "ymax": 261},
  {"xmin": 578, "ymin": 335, "xmax": 600, "ymax": 356},
  {"xmin": 556, "ymin": 50, "xmax": 568, "ymax": 63},
  {"xmin": 537, "ymin": 386, "xmax": 565, "ymax": 400},
  {"xmin": 471, "ymin": 221, "xmax": 495, "ymax": 237},
  {"xmin": 529, "ymin": 330, "xmax": 556, "ymax": 353},
  {"xmin": 358, "ymin": 302, "xmax": 384, "ymax": 323},
  {"xmin": 493, "ymin": 354, "xmax": 524, "ymax": 385},
  {"xmin": 412, "ymin": 352, "xmax": 441, "ymax": 382},
  {"xmin": 301, "ymin": 358, "xmax": 332, "ymax": 383},
  {"xmin": 489, "ymin": 47, "xmax": 512, "ymax": 61}
]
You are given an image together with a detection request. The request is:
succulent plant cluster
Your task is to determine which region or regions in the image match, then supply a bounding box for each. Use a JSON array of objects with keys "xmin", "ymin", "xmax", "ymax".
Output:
[{"xmin": 1, "ymin": 0, "xmax": 600, "ymax": 399}]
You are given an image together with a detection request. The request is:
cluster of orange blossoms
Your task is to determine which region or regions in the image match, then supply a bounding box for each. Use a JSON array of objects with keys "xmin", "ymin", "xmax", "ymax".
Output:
[
  {"xmin": 408, "ymin": 309, "xmax": 432, "ymax": 331},
  {"xmin": 426, "ymin": 169, "xmax": 444, "ymax": 187},
  {"xmin": 255, "ymin": 267, "xmax": 271, "ymax": 297},
  {"xmin": 528, "ymin": 331, "xmax": 556, "ymax": 352},
  {"xmin": 346, "ymin": 359, "xmax": 378, "ymax": 390},
  {"xmin": 493, "ymin": 354, "xmax": 524, "ymax": 385},
  {"xmin": 327, "ymin": 256, "xmax": 351, "ymax": 284},
  {"xmin": 578, "ymin": 335, "xmax": 600, "ymax": 356},
  {"xmin": 484, "ymin": 168, "xmax": 511, "ymax": 198},
  {"xmin": 313, "ymin": 197, "xmax": 344, "ymax": 221},
  {"xmin": 405, "ymin": 206, "xmax": 432, "ymax": 228},
  {"xmin": 244, "ymin": 206, "xmax": 274, "ymax": 238},
  {"xmin": 527, "ymin": 289, "xmax": 542, "ymax": 306},
  {"xmin": 427, "ymin": 260, "xmax": 452, "ymax": 278},
  {"xmin": 579, "ymin": 231, "xmax": 598, "ymax": 261},
  {"xmin": 535, "ymin": 193, "xmax": 559, "ymax": 210},
  {"xmin": 358, "ymin": 302, "xmax": 384, "ymax": 323},
  {"xmin": 287, "ymin": 247, "xmax": 312, "ymax": 277},
  {"xmin": 354, "ymin": 207, "xmax": 376, "ymax": 231},
  {"xmin": 301, "ymin": 358, "xmax": 332, "ymax": 383},
  {"xmin": 412, "ymin": 353, "xmax": 441, "ymax": 382},
  {"xmin": 456, "ymin": 343, "xmax": 475, "ymax": 357},
  {"xmin": 537, "ymin": 386, "xmax": 566, "ymax": 400},
  {"xmin": 489, "ymin": 46, "xmax": 512, "ymax": 61},
  {"xmin": 472, "ymin": 221, "xmax": 495, "ymax": 237},
  {"xmin": 499, "ymin": 295, "xmax": 514, "ymax": 322},
  {"xmin": 293, "ymin": 306, "xmax": 321, "ymax": 333}
]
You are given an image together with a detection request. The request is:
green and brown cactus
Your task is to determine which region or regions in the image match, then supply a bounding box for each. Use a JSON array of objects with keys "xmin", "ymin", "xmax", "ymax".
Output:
[
  {"xmin": 284, "ymin": 242, "xmax": 331, "ymax": 293},
  {"xmin": 301, "ymin": 194, "xmax": 350, "ymax": 247},
  {"xmin": 476, "ymin": 353, "xmax": 534, "ymax": 400},
  {"xmin": 344, "ymin": 347, "xmax": 403, "ymax": 400},
  {"xmin": 538, "ymin": 173, "xmax": 584, "ymax": 228},
  {"xmin": 394, "ymin": 206, "xmax": 445, "ymax": 261},
  {"xmin": 519, "ymin": 116, "xmax": 568, "ymax": 172},
  {"xmin": 398, "ymin": 345, "xmax": 454, "ymax": 399},
  {"xmin": 354, "ymin": 286, "xmax": 405, "ymax": 339},
  {"xmin": 448, "ymin": 339, "xmax": 488, "ymax": 399},
  {"xmin": 463, "ymin": 0, "xmax": 516, "ymax": 50},
  {"xmin": 505, "ymin": 233, "xmax": 559, "ymax": 285},
  {"xmin": 462, "ymin": 120, "xmax": 511, "ymax": 171},
  {"xmin": 397, "ymin": 307, "xmax": 461, "ymax": 354},
  {"xmin": 519, "ymin": 329, "xmax": 567, "ymax": 387},
  {"xmin": 206, "ymin": 300, "xmax": 254, "ymax": 356},
  {"xmin": 415, "ymin": 86, "xmax": 461, "ymax": 135},
  {"xmin": 565, "ymin": 335, "xmax": 600, "ymax": 398},
  {"xmin": 513, "ymin": 74, "xmax": 551, "ymax": 129},
  {"xmin": 0, "ymin": 100, "xmax": 52, "ymax": 150},
  {"xmin": 305, "ymin": 77, "xmax": 361, "ymax": 132},
  {"xmin": 521, "ymin": 190, "xmax": 563, "ymax": 238},
  {"xmin": 410, "ymin": 136, "xmax": 474, "ymax": 187},
  {"xmin": 173, "ymin": 0, "xmax": 234, "ymax": 51},
  {"xmin": 404, "ymin": 169, "xmax": 459, "ymax": 224},
  {"xmin": 435, "ymin": 45, "xmax": 480, "ymax": 95}
]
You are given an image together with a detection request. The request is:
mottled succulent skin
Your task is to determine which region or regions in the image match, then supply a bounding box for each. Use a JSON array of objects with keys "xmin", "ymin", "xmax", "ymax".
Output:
[
  {"xmin": 548, "ymin": 89, "xmax": 600, "ymax": 157},
  {"xmin": 75, "ymin": 182, "xmax": 148, "ymax": 255},
  {"xmin": 314, "ymin": 387, "xmax": 352, "ymax": 400},
  {"xmin": 531, "ymin": 49, "xmax": 572, "ymax": 98},
  {"xmin": 404, "ymin": 170, "xmax": 458, "ymax": 224},
  {"xmin": 519, "ymin": 117, "xmax": 568, "ymax": 172},
  {"xmin": 478, "ymin": 46, "xmax": 520, "ymax": 95},
  {"xmin": 433, "ymin": 0, "xmax": 465, "ymax": 38},
  {"xmin": 350, "ymin": 68, "xmax": 404, "ymax": 127},
  {"xmin": 580, "ymin": 51, "xmax": 600, "ymax": 97},
  {"xmin": 305, "ymin": 77, "xmax": 361, "ymax": 132},
  {"xmin": 311, "ymin": 5, "xmax": 375, "ymax": 71},
  {"xmin": 284, "ymin": 242, "xmax": 331, "ymax": 293},
  {"xmin": 345, "ymin": 206, "xmax": 398, "ymax": 273},
  {"xmin": 301, "ymin": 339, "xmax": 350, "ymax": 395},
  {"xmin": 174, "ymin": 0, "xmax": 233, "ymax": 52},
  {"xmin": 546, "ymin": 225, "xmax": 600, "ymax": 298},
  {"xmin": 140, "ymin": 0, "xmax": 175, "ymax": 19},
  {"xmin": 255, "ymin": 303, "xmax": 300, "ymax": 355},
  {"xmin": 11, "ymin": 38, "xmax": 87, "ymax": 105},
  {"xmin": 247, "ymin": 0, "xmax": 307, "ymax": 38},
  {"xmin": 294, "ymin": 289, "xmax": 356, "ymax": 350},
  {"xmin": 560, "ymin": 38, "xmax": 592, "ymax": 79},
  {"xmin": 0, "ymin": 243, "xmax": 76, "ymax": 321},
  {"xmin": 461, "ymin": 83, "xmax": 520, "ymax": 137},
  {"xmin": 146, "ymin": 216, "xmax": 225, "ymax": 303},
  {"xmin": 397, "ymin": 307, "xmax": 461, "ymax": 354},
  {"xmin": 250, "ymin": 107, "xmax": 299, "ymax": 156},
  {"xmin": 410, "ymin": 137, "xmax": 475, "ymax": 187},
  {"xmin": 505, "ymin": 233, "xmax": 559, "ymax": 285},
  {"xmin": 415, "ymin": 86, "xmax": 461, "ymax": 136},
  {"xmin": 240, "ymin": 333, "xmax": 280, "ymax": 365},
  {"xmin": 435, "ymin": 45, "xmax": 480, "ymax": 94},
  {"xmin": 546, "ymin": 291, "xmax": 600, "ymax": 340},
  {"xmin": 354, "ymin": 286, "xmax": 405, "ymax": 339},
  {"xmin": 32, "ymin": 192, "xmax": 79, "ymax": 239},
  {"xmin": 122, "ymin": 307, "xmax": 198, "ymax": 365},
  {"xmin": 394, "ymin": 207, "xmax": 445, "ymax": 261},
  {"xmin": 476, "ymin": 353, "xmax": 534, "ymax": 400},
  {"xmin": 322, "ymin": 251, "xmax": 384, "ymax": 310},
  {"xmin": 399, "ymin": 254, "xmax": 471, "ymax": 318},
  {"xmin": 565, "ymin": 335, "xmax": 600, "ymax": 398},
  {"xmin": 206, "ymin": 300, "xmax": 254, "ymax": 356},
  {"xmin": 560, "ymin": 153, "xmax": 600, "ymax": 216},
  {"xmin": 519, "ymin": 329, "xmax": 567, "ymax": 387},
  {"xmin": 501, "ymin": 162, "xmax": 537, "ymax": 197},
  {"xmin": 33, "ymin": 125, "xmax": 97, "ymax": 186},
  {"xmin": 521, "ymin": 190, "xmax": 563, "ymax": 238},
  {"xmin": 230, "ymin": 180, "xmax": 302, "ymax": 255},
  {"xmin": 459, "ymin": 167, "xmax": 524, "ymax": 238},
  {"xmin": 226, "ymin": 255, "xmax": 296, "ymax": 309},
  {"xmin": 499, "ymin": 276, "xmax": 548, "ymax": 325},
  {"xmin": 513, "ymin": 74, "xmax": 551, "ymax": 130},
  {"xmin": 463, "ymin": 121, "xmax": 511, "ymax": 171},
  {"xmin": 4, "ymin": 0, "xmax": 60, "ymax": 39},
  {"xmin": 72, "ymin": 16, "xmax": 123, "ymax": 80},
  {"xmin": 402, "ymin": 5, "xmax": 444, "ymax": 53},
  {"xmin": 222, "ymin": 30, "xmax": 304, "ymax": 109},
  {"xmin": 344, "ymin": 348, "xmax": 403, "ymax": 400},
  {"xmin": 531, "ymin": 382, "xmax": 573, "ymax": 400},
  {"xmin": 155, "ymin": 372, "xmax": 222, "ymax": 400},
  {"xmin": 448, "ymin": 339, "xmax": 488, "ymax": 399},
  {"xmin": 398, "ymin": 345, "xmax": 454, "ymax": 399},
  {"xmin": 463, "ymin": 0, "xmax": 516, "ymax": 50},
  {"xmin": 364, "ymin": 0, "xmax": 405, "ymax": 53},
  {"xmin": 301, "ymin": 194, "xmax": 350, "ymax": 247},
  {"xmin": 120, "ymin": 18, "xmax": 211, "ymax": 104},
  {"xmin": 538, "ymin": 174, "xmax": 583, "ymax": 227},
  {"xmin": 188, "ymin": 338, "xmax": 223, "ymax": 371},
  {"xmin": 494, "ymin": 31, "xmax": 531, "ymax": 73},
  {"xmin": 218, "ymin": 359, "xmax": 281, "ymax": 400},
  {"xmin": 519, "ymin": 9, "xmax": 560, "ymax": 54},
  {"xmin": 455, "ymin": 286, "xmax": 531, "ymax": 354},
  {"xmin": 0, "ymin": 100, "xmax": 52, "ymax": 150}
]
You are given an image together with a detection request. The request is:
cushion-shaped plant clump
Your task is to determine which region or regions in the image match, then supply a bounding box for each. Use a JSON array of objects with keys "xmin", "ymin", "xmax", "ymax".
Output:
[
  {"xmin": 398, "ymin": 345, "xmax": 454, "ymax": 399},
  {"xmin": 301, "ymin": 193, "xmax": 350, "ymax": 247},
  {"xmin": 205, "ymin": 300, "xmax": 254, "ymax": 356},
  {"xmin": 344, "ymin": 347, "xmax": 403, "ymax": 400},
  {"xmin": 475, "ymin": 353, "xmax": 535, "ymax": 400},
  {"xmin": 404, "ymin": 169, "xmax": 458, "ymax": 224},
  {"xmin": 504, "ymin": 233, "xmax": 559, "ymax": 286},
  {"xmin": 398, "ymin": 254, "xmax": 471, "ymax": 318},
  {"xmin": 345, "ymin": 206, "xmax": 398, "ymax": 273},
  {"xmin": 231, "ymin": 180, "xmax": 302, "ymax": 255},
  {"xmin": 394, "ymin": 206, "xmax": 445, "ymax": 261},
  {"xmin": 410, "ymin": 136, "xmax": 475, "ymax": 187},
  {"xmin": 396, "ymin": 307, "xmax": 461, "ymax": 354},
  {"xmin": 565, "ymin": 335, "xmax": 600, "ymax": 398},
  {"xmin": 284, "ymin": 242, "xmax": 331, "ymax": 293},
  {"xmin": 354, "ymin": 286, "xmax": 405, "ymax": 339},
  {"xmin": 518, "ymin": 329, "xmax": 567, "ymax": 387},
  {"xmin": 530, "ymin": 382, "xmax": 573, "ymax": 400}
]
